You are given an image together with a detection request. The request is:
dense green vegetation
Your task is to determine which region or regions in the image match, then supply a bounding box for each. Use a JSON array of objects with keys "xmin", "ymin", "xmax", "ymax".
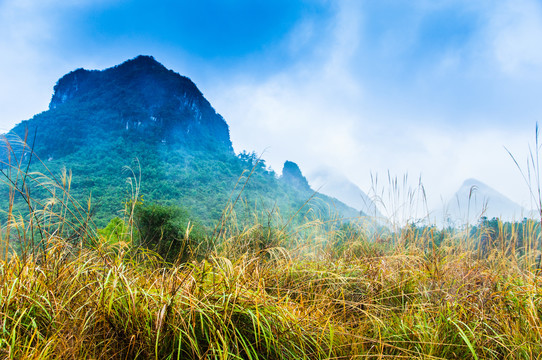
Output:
[{"xmin": 0, "ymin": 135, "xmax": 357, "ymax": 229}]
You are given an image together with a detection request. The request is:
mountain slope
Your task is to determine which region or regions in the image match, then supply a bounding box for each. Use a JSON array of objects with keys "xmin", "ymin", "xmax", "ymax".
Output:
[
  {"xmin": 308, "ymin": 168, "xmax": 382, "ymax": 218},
  {"xmin": 2, "ymin": 56, "xmax": 361, "ymax": 226}
]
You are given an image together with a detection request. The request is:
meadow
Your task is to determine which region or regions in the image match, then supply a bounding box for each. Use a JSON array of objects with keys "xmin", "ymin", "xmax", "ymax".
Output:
[{"xmin": 1, "ymin": 144, "xmax": 541, "ymax": 359}]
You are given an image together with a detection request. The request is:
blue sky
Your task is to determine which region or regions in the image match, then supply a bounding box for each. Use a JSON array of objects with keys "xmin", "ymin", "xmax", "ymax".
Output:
[{"xmin": 1, "ymin": 0, "xmax": 542, "ymax": 215}]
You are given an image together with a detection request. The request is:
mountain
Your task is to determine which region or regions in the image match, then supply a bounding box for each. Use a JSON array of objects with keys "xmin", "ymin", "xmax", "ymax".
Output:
[
  {"xmin": 21, "ymin": 55, "xmax": 232, "ymax": 158},
  {"xmin": 2, "ymin": 56, "xmax": 361, "ymax": 226},
  {"xmin": 436, "ymin": 178, "xmax": 528, "ymax": 225},
  {"xmin": 308, "ymin": 168, "xmax": 382, "ymax": 219},
  {"xmin": 281, "ymin": 161, "xmax": 311, "ymax": 192}
]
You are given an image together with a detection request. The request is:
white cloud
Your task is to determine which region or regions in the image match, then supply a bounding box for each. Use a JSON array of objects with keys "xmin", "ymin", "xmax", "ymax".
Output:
[
  {"xmin": 0, "ymin": 1, "xmax": 58, "ymax": 130},
  {"xmin": 208, "ymin": 0, "xmax": 538, "ymax": 214},
  {"xmin": 208, "ymin": 2, "xmax": 366, "ymax": 180},
  {"xmin": 487, "ymin": 0, "xmax": 542, "ymax": 75},
  {"xmin": 0, "ymin": 0, "xmax": 121, "ymax": 132}
]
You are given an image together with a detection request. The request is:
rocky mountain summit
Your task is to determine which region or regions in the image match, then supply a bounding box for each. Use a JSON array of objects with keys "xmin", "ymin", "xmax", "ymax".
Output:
[
  {"xmin": 281, "ymin": 161, "xmax": 311, "ymax": 192},
  {"xmin": 11, "ymin": 56, "xmax": 232, "ymax": 160}
]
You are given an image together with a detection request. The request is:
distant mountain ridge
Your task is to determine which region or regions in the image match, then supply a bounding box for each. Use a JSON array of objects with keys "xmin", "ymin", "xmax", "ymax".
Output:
[
  {"xmin": 2, "ymin": 56, "xmax": 360, "ymax": 225},
  {"xmin": 436, "ymin": 178, "xmax": 528, "ymax": 225}
]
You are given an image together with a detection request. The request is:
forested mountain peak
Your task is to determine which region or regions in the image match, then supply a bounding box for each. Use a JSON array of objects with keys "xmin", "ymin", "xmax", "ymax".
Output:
[{"xmin": 32, "ymin": 55, "xmax": 232, "ymax": 155}]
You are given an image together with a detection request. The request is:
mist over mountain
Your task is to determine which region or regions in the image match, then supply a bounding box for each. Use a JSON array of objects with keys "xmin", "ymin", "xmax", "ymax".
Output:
[
  {"xmin": 308, "ymin": 168, "xmax": 382, "ymax": 218},
  {"xmin": 2, "ymin": 56, "xmax": 360, "ymax": 225},
  {"xmin": 435, "ymin": 178, "xmax": 529, "ymax": 225}
]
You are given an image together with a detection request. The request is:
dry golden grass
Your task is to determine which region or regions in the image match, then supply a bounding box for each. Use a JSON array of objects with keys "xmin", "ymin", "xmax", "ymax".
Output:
[
  {"xmin": 2, "ymin": 210, "xmax": 542, "ymax": 359},
  {"xmin": 1, "ymin": 136, "xmax": 542, "ymax": 359}
]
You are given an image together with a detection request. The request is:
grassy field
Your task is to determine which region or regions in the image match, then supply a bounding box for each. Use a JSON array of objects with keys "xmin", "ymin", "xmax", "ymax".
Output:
[{"xmin": 1, "ymin": 147, "xmax": 542, "ymax": 359}]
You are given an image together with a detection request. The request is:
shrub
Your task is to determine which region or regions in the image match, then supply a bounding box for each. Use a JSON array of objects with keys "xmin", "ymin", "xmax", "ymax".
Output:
[
  {"xmin": 98, "ymin": 217, "xmax": 129, "ymax": 245},
  {"xmin": 134, "ymin": 203, "xmax": 205, "ymax": 263}
]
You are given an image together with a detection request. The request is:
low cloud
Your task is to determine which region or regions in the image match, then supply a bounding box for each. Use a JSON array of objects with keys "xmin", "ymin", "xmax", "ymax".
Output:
[{"xmin": 209, "ymin": 0, "xmax": 538, "ymax": 210}]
